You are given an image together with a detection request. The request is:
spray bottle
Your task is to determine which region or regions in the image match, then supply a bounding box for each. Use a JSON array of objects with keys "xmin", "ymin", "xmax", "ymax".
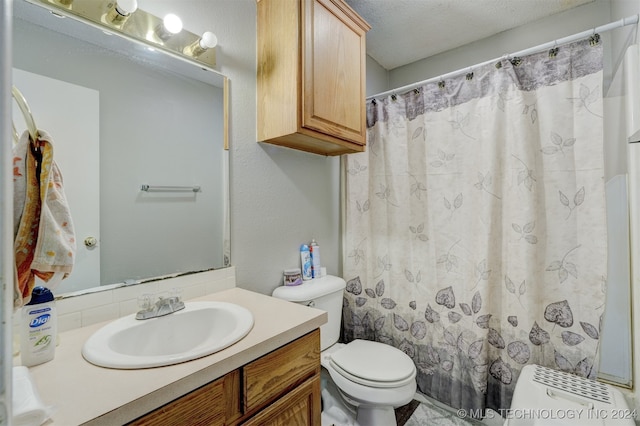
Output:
[
  {"xmin": 300, "ymin": 244, "xmax": 312, "ymax": 281},
  {"xmin": 310, "ymin": 238, "xmax": 321, "ymax": 278}
]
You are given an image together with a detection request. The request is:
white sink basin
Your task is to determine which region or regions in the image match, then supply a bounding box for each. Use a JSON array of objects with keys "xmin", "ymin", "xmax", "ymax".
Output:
[{"xmin": 82, "ymin": 301, "xmax": 254, "ymax": 369}]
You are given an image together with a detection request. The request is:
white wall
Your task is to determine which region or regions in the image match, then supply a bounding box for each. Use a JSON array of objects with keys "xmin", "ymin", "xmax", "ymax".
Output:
[
  {"xmin": 137, "ymin": 1, "xmax": 341, "ymax": 295},
  {"xmin": 366, "ymin": 55, "xmax": 388, "ymax": 97}
]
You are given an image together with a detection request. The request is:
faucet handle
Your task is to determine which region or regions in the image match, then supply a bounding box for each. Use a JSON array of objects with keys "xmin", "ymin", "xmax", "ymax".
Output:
[
  {"xmin": 137, "ymin": 293, "xmax": 155, "ymax": 310},
  {"xmin": 168, "ymin": 287, "xmax": 182, "ymax": 302}
]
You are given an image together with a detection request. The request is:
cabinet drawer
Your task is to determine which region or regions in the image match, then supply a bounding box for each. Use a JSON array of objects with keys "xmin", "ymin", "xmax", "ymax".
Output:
[
  {"xmin": 241, "ymin": 376, "xmax": 321, "ymax": 426},
  {"xmin": 244, "ymin": 329, "xmax": 320, "ymax": 411}
]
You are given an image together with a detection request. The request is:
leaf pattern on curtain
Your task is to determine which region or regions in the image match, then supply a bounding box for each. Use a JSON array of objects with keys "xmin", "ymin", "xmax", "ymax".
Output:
[{"xmin": 343, "ymin": 39, "xmax": 606, "ymax": 414}]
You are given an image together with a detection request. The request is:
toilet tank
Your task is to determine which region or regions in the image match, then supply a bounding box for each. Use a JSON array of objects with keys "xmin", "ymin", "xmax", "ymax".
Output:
[{"xmin": 272, "ymin": 275, "xmax": 346, "ymax": 351}]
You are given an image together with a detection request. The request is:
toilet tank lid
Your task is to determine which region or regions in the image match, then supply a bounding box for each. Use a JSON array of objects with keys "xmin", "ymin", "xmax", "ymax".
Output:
[{"xmin": 272, "ymin": 275, "xmax": 346, "ymax": 302}]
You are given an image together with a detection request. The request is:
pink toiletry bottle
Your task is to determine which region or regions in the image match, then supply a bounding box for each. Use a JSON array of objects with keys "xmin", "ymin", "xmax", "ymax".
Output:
[{"xmin": 310, "ymin": 239, "xmax": 321, "ymax": 278}]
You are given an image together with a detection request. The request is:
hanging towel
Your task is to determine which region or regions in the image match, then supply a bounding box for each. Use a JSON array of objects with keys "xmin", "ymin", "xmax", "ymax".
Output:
[{"xmin": 13, "ymin": 129, "xmax": 76, "ymax": 307}]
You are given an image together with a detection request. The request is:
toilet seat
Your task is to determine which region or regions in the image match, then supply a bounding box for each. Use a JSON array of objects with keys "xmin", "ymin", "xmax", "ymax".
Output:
[{"xmin": 329, "ymin": 340, "xmax": 416, "ymax": 388}]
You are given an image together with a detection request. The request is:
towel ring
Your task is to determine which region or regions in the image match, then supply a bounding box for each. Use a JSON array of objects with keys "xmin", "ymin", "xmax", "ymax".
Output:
[{"xmin": 11, "ymin": 86, "xmax": 39, "ymax": 143}]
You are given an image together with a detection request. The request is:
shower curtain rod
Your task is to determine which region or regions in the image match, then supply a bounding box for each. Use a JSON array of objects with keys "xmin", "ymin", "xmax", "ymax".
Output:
[{"xmin": 367, "ymin": 14, "xmax": 639, "ymax": 101}]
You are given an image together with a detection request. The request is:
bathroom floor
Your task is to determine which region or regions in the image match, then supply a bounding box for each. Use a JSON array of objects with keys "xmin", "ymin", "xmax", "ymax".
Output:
[
  {"xmin": 321, "ymin": 370, "xmax": 502, "ymax": 426},
  {"xmin": 396, "ymin": 399, "xmax": 481, "ymax": 426},
  {"xmin": 402, "ymin": 394, "xmax": 504, "ymax": 426}
]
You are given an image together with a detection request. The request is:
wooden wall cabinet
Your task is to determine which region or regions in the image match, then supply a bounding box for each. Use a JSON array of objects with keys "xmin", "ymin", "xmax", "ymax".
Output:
[
  {"xmin": 257, "ymin": 0, "xmax": 370, "ymax": 156},
  {"xmin": 129, "ymin": 329, "xmax": 321, "ymax": 426}
]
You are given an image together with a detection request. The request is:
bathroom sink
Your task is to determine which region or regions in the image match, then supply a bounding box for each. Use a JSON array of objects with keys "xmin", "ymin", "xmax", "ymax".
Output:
[{"xmin": 82, "ymin": 301, "xmax": 254, "ymax": 369}]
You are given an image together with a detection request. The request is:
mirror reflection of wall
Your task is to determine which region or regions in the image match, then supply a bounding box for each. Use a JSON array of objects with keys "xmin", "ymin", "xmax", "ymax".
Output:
[{"xmin": 13, "ymin": 13, "xmax": 227, "ymax": 295}]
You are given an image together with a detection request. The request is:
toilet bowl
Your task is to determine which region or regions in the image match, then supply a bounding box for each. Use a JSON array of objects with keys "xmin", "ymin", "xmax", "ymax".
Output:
[
  {"xmin": 272, "ymin": 276, "xmax": 417, "ymax": 426},
  {"xmin": 322, "ymin": 340, "xmax": 416, "ymax": 425}
]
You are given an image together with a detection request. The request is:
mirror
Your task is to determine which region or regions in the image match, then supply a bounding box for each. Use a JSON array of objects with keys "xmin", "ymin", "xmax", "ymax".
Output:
[{"xmin": 12, "ymin": 0, "xmax": 230, "ymax": 297}]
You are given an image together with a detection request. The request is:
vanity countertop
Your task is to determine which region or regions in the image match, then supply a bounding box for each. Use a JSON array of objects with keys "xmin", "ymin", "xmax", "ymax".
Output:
[{"xmin": 17, "ymin": 287, "xmax": 327, "ymax": 425}]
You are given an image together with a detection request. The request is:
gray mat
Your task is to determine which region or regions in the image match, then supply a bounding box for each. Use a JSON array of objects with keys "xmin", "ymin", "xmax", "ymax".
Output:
[
  {"xmin": 399, "ymin": 400, "xmax": 480, "ymax": 426},
  {"xmin": 395, "ymin": 399, "xmax": 421, "ymax": 426}
]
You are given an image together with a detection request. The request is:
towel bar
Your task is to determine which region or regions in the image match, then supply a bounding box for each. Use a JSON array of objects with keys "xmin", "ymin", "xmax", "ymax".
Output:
[{"xmin": 140, "ymin": 185, "xmax": 201, "ymax": 192}]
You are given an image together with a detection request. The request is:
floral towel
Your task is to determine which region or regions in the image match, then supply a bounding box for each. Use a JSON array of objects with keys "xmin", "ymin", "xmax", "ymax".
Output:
[{"xmin": 13, "ymin": 130, "xmax": 76, "ymax": 307}]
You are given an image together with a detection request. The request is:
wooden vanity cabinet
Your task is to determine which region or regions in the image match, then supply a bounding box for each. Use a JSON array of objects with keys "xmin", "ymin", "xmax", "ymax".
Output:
[
  {"xmin": 128, "ymin": 329, "xmax": 321, "ymax": 425},
  {"xmin": 257, "ymin": 0, "xmax": 370, "ymax": 156}
]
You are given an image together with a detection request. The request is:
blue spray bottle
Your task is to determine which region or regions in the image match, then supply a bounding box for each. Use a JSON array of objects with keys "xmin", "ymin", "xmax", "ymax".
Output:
[{"xmin": 300, "ymin": 244, "xmax": 312, "ymax": 281}]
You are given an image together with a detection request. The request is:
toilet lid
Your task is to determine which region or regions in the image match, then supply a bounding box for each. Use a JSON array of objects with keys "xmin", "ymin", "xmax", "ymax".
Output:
[{"xmin": 329, "ymin": 340, "xmax": 416, "ymax": 387}]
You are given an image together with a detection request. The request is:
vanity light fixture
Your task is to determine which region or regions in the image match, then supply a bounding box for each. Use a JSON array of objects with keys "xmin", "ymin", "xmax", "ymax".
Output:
[
  {"xmin": 154, "ymin": 13, "xmax": 183, "ymax": 42},
  {"xmin": 183, "ymin": 31, "xmax": 217, "ymax": 57},
  {"xmin": 104, "ymin": 0, "xmax": 138, "ymax": 26},
  {"xmin": 35, "ymin": 0, "xmax": 217, "ymax": 68}
]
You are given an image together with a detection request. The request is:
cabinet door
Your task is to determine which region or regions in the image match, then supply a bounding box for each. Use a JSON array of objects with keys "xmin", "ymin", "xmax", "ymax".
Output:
[
  {"xmin": 302, "ymin": 0, "xmax": 368, "ymax": 146},
  {"xmin": 244, "ymin": 329, "xmax": 320, "ymax": 412},
  {"xmin": 128, "ymin": 370, "xmax": 240, "ymax": 426},
  {"xmin": 242, "ymin": 376, "xmax": 321, "ymax": 426}
]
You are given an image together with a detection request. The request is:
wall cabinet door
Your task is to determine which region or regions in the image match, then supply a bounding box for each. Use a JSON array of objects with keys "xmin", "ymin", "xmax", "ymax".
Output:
[
  {"xmin": 301, "ymin": 0, "xmax": 368, "ymax": 147},
  {"xmin": 257, "ymin": 0, "xmax": 370, "ymax": 156}
]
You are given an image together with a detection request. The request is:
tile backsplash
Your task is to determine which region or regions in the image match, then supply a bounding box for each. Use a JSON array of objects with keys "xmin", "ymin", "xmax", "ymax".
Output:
[{"xmin": 14, "ymin": 267, "xmax": 236, "ymax": 335}]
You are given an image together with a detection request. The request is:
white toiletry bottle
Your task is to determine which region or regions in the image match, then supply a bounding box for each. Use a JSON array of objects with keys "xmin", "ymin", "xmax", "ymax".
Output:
[
  {"xmin": 310, "ymin": 238, "xmax": 321, "ymax": 278},
  {"xmin": 21, "ymin": 286, "xmax": 57, "ymax": 367},
  {"xmin": 300, "ymin": 244, "xmax": 312, "ymax": 281}
]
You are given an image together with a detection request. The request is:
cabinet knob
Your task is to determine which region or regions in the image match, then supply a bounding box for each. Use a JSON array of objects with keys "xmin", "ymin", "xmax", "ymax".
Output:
[{"xmin": 84, "ymin": 236, "xmax": 98, "ymax": 248}]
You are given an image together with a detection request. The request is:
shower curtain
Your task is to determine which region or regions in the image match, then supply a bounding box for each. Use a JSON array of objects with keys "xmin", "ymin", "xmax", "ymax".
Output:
[{"xmin": 342, "ymin": 38, "xmax": 607, "ymax": 414}]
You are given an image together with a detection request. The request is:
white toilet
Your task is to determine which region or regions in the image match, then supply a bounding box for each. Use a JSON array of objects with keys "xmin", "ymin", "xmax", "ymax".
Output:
[{"xmin": 273, "ymin": 275, "xmax": 417, "ymax": 426}]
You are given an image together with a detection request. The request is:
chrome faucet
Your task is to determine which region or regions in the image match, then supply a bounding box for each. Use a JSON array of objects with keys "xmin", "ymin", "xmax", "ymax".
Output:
[{"xmin": 136, "ymin": 292, "xmax": 185, "ymax": 320}]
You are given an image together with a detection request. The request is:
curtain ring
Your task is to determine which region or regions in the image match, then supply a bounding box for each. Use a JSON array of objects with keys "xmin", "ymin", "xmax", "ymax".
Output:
[
  {"xmin": 466, "ymin": 67, "xmax": 474, "ymax": 81},
  {"xmin": 510, "ymin": 56, "xmax": 523, "ymax": 67},
  {"xmin": 391, "ymin": 93, "xmax": 397, "ymax": 101},
  {"xmin": 549, "ymin": 40, "xmax": 559, "ymax": 58},
  {"xmin": 438, "ymin": 77, "xmax": 445, "ymax": 89}
]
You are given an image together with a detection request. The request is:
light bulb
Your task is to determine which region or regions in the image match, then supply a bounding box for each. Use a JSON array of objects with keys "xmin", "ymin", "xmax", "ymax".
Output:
[
  {"xmin": 183, "ymin": 31, "xmax": 217, "ymax": 57},
  {"xmin": 154, "ymin": 13, "xmax": 183, "ymax": 41},
  {"xmin": 105, "ymin": 0, "xmax": 137, "ymax": 25},
  {"xmin": 199, "ymin": 32, "xmax": 217, "ymax": 49},
  {"xmin": 163, "ymin": 14, "xmax": 183, "ymax": 35},
  {"xmin": 115, "ymin": 0, "xmax": 138, "ymax": 16}
]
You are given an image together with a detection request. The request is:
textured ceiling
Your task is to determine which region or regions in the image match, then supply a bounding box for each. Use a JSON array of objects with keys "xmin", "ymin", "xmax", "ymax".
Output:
[{"xmin": 344, "ymin": 0, "xmax": 595, "ymax": 70}]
